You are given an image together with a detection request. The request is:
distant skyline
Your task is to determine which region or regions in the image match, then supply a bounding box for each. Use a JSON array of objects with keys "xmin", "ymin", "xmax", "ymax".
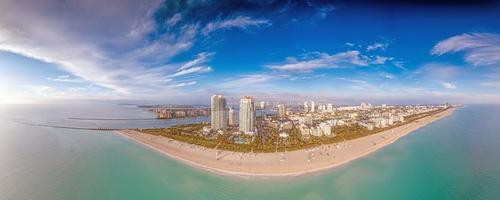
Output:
[{"xmin": 1, "ymin": 0, "xmax": 500, "ymax": 104}]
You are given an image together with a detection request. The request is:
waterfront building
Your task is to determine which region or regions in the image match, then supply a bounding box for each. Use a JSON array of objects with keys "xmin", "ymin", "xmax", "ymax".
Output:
[
  {"xmin": 259, "ymin": 101, "xmax": 265, "ymax": 109},
  {"xmin": 239, "ymin": 96, "xmax": 255, "ymax": 134},
  {"xmin": 211, "ymin": 94, "xmax": 227, "ymax": 130},
  {"xmin": 277, "ymin": 104, "xmax": 286, "ymax": 117},
  {"xmin": 228, "ymin": 107, "xmax": 235, "ymax": 126},
  {"xmin": 186, "ymin": 110, "xmax": 198, "ymax": 117},
  {"xmin": 358, "ymin": 122, "xmax": 374, "ymax": 130},
  {"xmin": 318, "ymin": 122, "xmax": 333, "ymax": 137},
  {"xmin": 327, "ymin": 103, "xmax": 334, "ymax": 113},
  {"xmin": 387, "ymin": 117, "xmax": 394, "ymax": 125},
  {"xmin": 175, "ymin": 111, "xmax": 186, "ymax": 118},
  {"xmin": 299, "ymin": 124, "xmax": 311, "ymax": 138}
]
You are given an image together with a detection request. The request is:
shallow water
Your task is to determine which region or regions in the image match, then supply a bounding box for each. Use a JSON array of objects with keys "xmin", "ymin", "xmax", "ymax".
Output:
[{"xmin": 1, "ymin": 103, "xmax": 499, "ymax": 200}]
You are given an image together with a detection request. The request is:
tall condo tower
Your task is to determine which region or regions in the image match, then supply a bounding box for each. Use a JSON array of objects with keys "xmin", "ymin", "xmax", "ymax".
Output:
[
  {"xmin": 211, "ymin": 94, "xmax": 227, "ymax": 130},
  {"xmin": 239, "ymin": 96, "xmax": 255, "ymax": 134},
  {"xmin": 277, "ymin": 104, "xmax": 286, "ymax": 117},
  {"xmin": 228, "ymin": 106, "xmax": 234, "ymax": 126},
  {"xmin": 310, "ymin": 101, "xmax": 315, "ymax": 113}
]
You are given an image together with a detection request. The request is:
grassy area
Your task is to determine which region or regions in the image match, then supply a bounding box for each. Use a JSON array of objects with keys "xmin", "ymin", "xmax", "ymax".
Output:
[{"xmin": 138, "ymin": 108, "xmax": 450, "ymax": 153}]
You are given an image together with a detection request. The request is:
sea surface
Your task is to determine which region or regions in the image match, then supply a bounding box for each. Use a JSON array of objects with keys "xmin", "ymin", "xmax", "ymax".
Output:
[{"xmin": 1, "ymin": 102, "xmax": 499, "ymax": 200}]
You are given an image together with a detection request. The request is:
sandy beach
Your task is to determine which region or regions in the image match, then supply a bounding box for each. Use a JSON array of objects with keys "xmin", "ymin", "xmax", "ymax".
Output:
[{"xmin": 116, "ymin": 107, "xmax": 456, "ymax": 177}]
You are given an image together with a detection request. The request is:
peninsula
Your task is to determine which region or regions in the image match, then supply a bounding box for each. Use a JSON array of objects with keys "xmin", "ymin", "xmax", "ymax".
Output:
[{"xmin": 116, "ymin": 95, "xmax": 458, "ymax": 177}]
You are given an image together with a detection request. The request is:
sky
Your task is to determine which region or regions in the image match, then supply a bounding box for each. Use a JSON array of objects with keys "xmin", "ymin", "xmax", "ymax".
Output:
[{"xmin": 1, "ymin": 0, "xmax": 500, "ymax": 105}]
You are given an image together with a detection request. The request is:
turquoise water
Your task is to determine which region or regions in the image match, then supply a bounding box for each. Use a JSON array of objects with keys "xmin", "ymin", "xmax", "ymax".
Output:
[{"xmin": 1, "ymin": 103, "xmax": 499, "ymax": 200}]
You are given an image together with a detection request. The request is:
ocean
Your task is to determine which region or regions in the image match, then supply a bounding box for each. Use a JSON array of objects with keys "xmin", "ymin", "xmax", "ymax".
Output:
[{"xmin": 1, "ymin": 102, "xmax": 499, "ymax": 200}]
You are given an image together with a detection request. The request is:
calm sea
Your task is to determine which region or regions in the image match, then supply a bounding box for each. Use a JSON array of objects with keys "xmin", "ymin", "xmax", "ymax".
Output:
[{"xmin": 0, "ymin": 102, "xmax": 499, "ymax": 200}]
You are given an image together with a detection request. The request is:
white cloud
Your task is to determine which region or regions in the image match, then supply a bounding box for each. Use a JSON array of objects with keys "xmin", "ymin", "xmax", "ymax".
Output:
[
  {"xmin": 266, "ymin": 51, "xmax": 393, "ymax": 72},
  {"xmin": 22, "ymin": 84, "xmax": 118, "ymax": 100},
  {"xmin": 431, "ymin": 33, "xmax": 500, "ymax": 66},
  {"xmin": 176, "ymin": 52, "xmax": 214, "ymax": 72},
  {"xmin": 440, "ymin": 82, "xmax": 456, "ymax": 89},
  {"xmin": 379, "ymin": 72, "xmax": 396, "ymax": 79},
  {"xmin": 416, "ymin": 63, "xmax": 461, "ymax": 79},
  {"xmin": 480, "ymin": 81, "xmax": 500, "ymax": 88},
  {"xmin": 337, "ymin": 77, "xmax": 377, "ymax": 91},
  {"xmin": 202, "ymin": 16, "xmax": 271, "ymax": 35},
  {"xmin": 0, "ymin": 0, "xmax": 209, "ymax": 97},
  {"xmin": 366, "ymin": 42, "xmax": 388, "ymax": 51},
  {"xmin": 220, "ymin": 74, "xmax": 285, "ymax": 88},
  {"xmin": 392, "ymin": 61, "xmax": 405, "ymax": 69},
  {"xmin": 172, "ymin": 81, "xmax": 197, "ymax": 88},
  {"xmin": 168, "ymin": 66, "xmax": 213, "ymax": 78},
  {"xmin": 372, "ymin": 56, "xmax": 393, "ymax": 65},
  {"xmin": 46, "ymin": 75, "xmax": 85, "ymax": 83},
  {"xmin": 337, "ymin": 77, "xmax": 368, "ymax": 84},
  {"xmin": 167, "ymin": 13, "xmax": 182, "ymax": 27},
  {"xmin": 266, "ymin": 51, "xmax": 370, "ymax": 72}
]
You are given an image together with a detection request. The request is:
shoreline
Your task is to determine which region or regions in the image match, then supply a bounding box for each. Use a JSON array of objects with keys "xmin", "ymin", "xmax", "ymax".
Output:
[{"xmin": 116, "ymin": 107, "xmax": 457, "ymax": 177}]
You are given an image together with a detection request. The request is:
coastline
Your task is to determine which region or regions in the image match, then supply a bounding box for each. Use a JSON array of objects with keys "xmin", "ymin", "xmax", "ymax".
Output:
[{"xmin": 116, "ymin": 107, "xmax": 457, "ymax": 177}]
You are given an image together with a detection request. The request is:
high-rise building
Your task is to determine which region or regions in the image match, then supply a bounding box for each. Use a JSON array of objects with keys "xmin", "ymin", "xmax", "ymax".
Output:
[
  {"xmin": 228, "ymin": 107, "xmax": 234, "ymax": 126},
  {"xmin": 210, "ymin": 94, "xmax": 227, "ymax": 130},
  {"xmin": 277, "ymin": 104, "xmax": 286, "ymax": 117},
  {"xmin": 327, "ymin": 103, "xmax": 334, "ymax": 113},
  {"xmin": 239, "ymin": 96, "xmax": 255, "ymax": 134},
  {"xmin": 310, "ymin": 101, "xmax": 315, "ymax": 112},
  {"xmin": 304, "ymin": 101, "xmax": 309, "ymax": 113},
  {"xmin": 259, "ymin": 101, "xmax": 265, "ymax": 109}
]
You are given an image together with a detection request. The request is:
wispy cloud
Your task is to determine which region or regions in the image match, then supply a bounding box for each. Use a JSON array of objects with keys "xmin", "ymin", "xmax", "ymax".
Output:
[
  {"xmin": 416, "ymin": 63, "xmax": 461, "ymax": 80},
  {"xmin": 392, "ymin": 61, "xmax": 406, "ymax": 69},
  {"xmin": 169, "ymin": 66, "xmax": 213, "ymax": 78},
  {"xmin": 167, "ymin": 13, "xmax": 182, "ymax": 27},
  {"xmin": 266, "ymin": 51, "xmax": 393, "ymax": 72},
  {"xmin": 171, "ymin": 81, "xmax": 197, "ymax": 88},
  {"xmin": 366, "ymin": 42, "xmax": 388, "ymax": 51},
  {"xmin": 480, "ymin": 81, "xmax": 500, "ymax": 88},
  {"xmin": 345, "ymin": 42, "xmax": 355, "ymax": 47},
  {"xmin": 431, "ymin": 33, "xmax": 500, "ymax": 66},
  {"xmin": 266, "ymin": 51, "xmax": 369, "ymax": 72},
  {"xmin": 0, "ymin": 0, "xmax": 205, "ymax": 95},
  {"xmin": 202, "ymin": 16, "xmax": 271, "ymax": 35},
  {"xmin": 379, "ymin": 72, "xmax": 396, "ymax": 79},
  {"xmin": 165, "ymin": 52, "xmax": 215, "ymax": 78},
  {"xmin": 176, "ymin": 52, "xmax": 214, "ymax": 72},
  {"xmin": 337, "ymin": 77, "xmax": 368, "ymax": 84},
  {"xmin": 372, "ymin": 56, "xmax": 394, "ymax": 64},
  {"xmin": 0, "ymin": 0, "xmax": 222, "ymax": 97},
  {"xmin": 46, "ymin": 75, "xmax": 85, "ymax": 83},
  {"xmin": 220, "ymin": 74, "xmax": 286, "ymax": 88},
  {"xmin": 440, "ymin": 82, "xmax": 456, "ymax": 89},
  {"xmin": 337, "ymin": 77, "xmax": 378, "ymax": 91}
]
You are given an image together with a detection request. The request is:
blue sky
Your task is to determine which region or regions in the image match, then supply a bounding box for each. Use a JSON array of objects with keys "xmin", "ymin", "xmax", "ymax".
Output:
[{"xmin": 1, "ymin": 0, "xmax": 500, "ymax": 104}]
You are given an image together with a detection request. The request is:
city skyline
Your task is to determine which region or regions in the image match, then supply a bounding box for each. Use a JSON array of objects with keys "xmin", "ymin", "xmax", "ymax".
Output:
[{"xmin": 1, "ymin": 0, "xmax": 500, "ymax": 105}]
